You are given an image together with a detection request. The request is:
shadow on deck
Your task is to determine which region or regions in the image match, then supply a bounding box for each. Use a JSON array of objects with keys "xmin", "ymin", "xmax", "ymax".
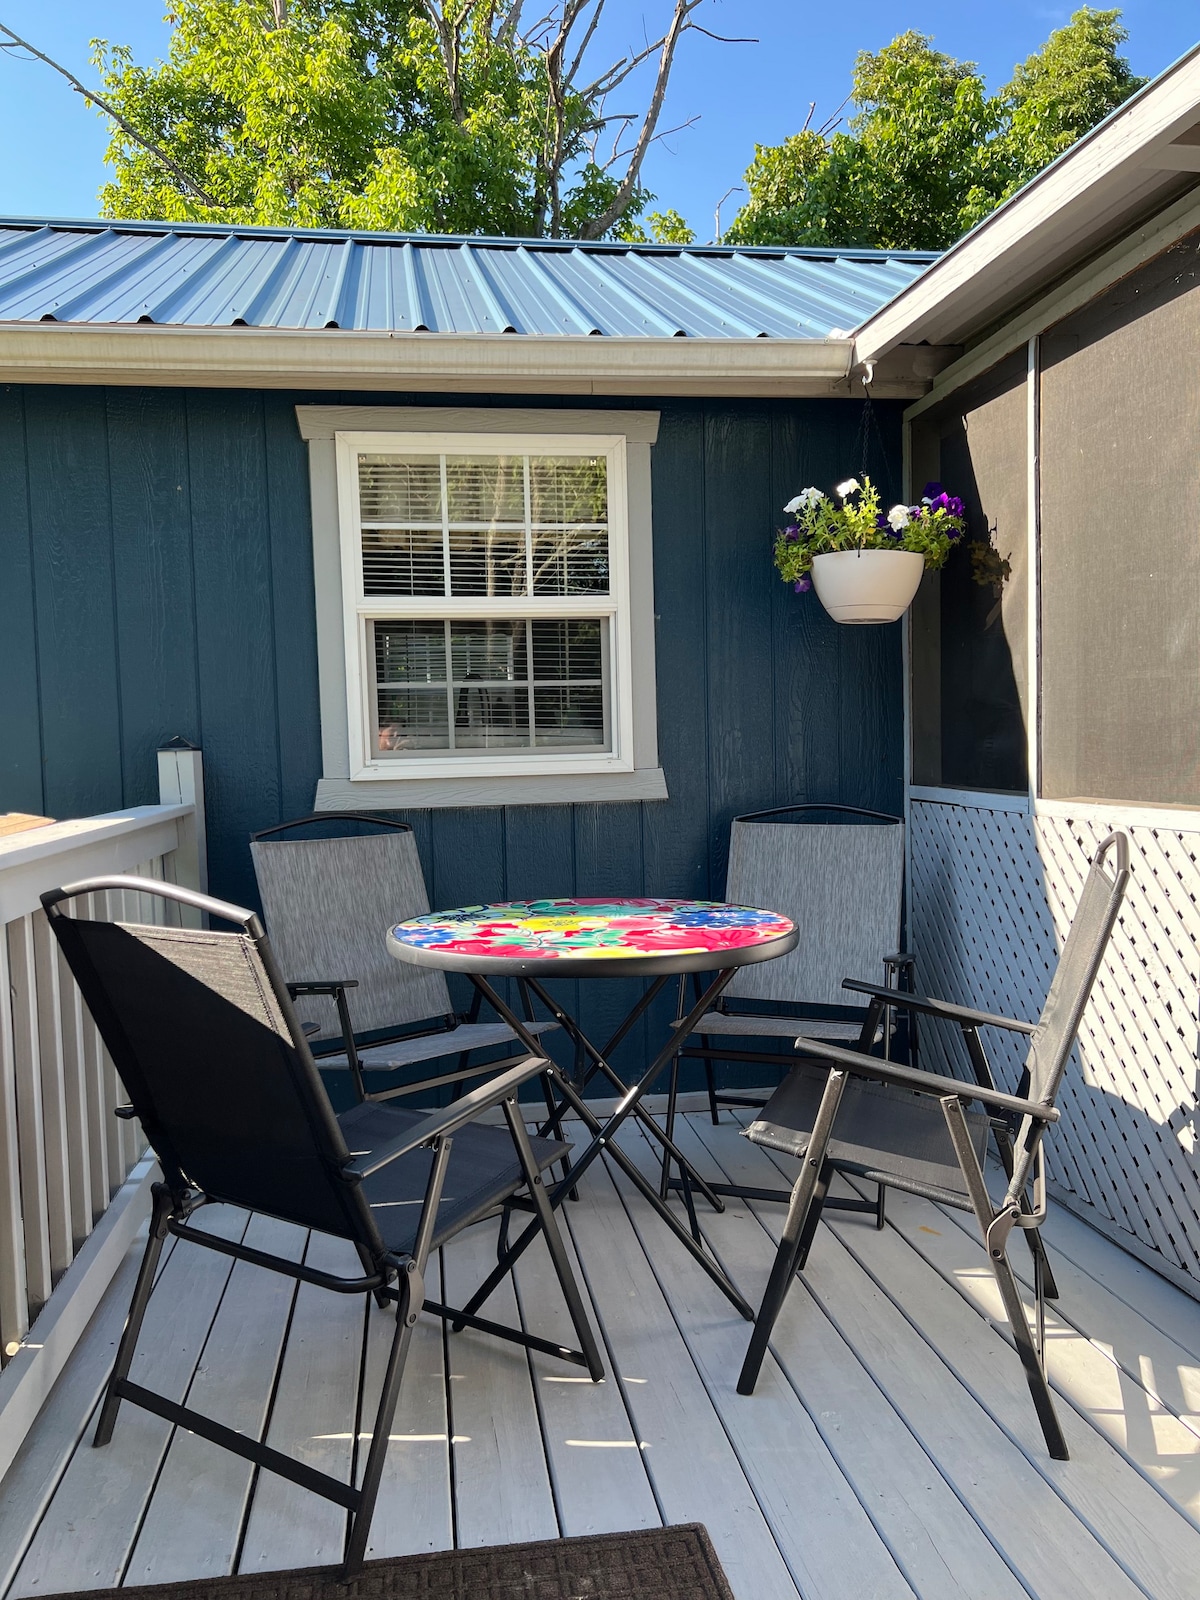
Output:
[{"xmin": 1, "ymin": 1113, "xmax": 1198, "ymax": 1600}]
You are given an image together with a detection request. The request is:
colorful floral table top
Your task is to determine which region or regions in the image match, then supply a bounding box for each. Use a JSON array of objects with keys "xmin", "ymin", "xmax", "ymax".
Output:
[{"xmin": 387, "ymin": 897, "xmax": 797, "ymax": 977}]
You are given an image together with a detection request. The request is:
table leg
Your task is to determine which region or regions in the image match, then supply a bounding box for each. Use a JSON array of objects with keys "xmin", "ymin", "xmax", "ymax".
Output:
[
  {"xmin": 461, "ymin": 970, "xmax": 754, "ymax": 1322},
  {"xmin": 521, "ymin": 975, "xmax": 728, "ymax": 1216}
]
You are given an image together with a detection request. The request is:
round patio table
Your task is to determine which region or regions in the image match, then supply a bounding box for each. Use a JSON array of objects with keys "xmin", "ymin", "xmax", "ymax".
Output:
[{"xmin": 387, "ymin": 897, "xmax": 798, "ymax": 1321}]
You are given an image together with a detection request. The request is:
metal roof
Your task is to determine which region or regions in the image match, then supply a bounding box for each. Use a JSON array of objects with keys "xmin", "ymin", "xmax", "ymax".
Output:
[{"xmin": 0, "ymin": 219, "xmax": 935, "ymax": 340}]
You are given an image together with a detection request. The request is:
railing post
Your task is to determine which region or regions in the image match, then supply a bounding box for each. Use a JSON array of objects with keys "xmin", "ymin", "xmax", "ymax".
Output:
[{"xmin": 157, "ymin": 739, "xmax": 207, "ymax": 896}]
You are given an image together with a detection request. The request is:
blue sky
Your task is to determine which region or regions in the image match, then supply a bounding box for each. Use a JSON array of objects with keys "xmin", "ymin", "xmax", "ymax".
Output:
[{"xmin": 0, "ymin": 3, "xmax": 1195, "ymax": 235}]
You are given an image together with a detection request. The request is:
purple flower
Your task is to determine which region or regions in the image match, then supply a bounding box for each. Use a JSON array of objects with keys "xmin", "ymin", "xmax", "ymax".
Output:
[
  {"xmin": 875, "ymin": 512, "xmax": 890, "ymax": 531},
  {"xmin": 784, "ymin": 523, "xmax": 800, "ymax": 542},
  {"xmin": 945, "ymin": 495, "xmax": 965, "ymax": 518},
  {"xmin": 923, "ymin": 481, "xmax": 944, "ymax": 499},
  {"xmin": 947, "ymin": 527, "xmax": 963, "ymax": 541},
  {"xmin": 793, "ymin": 577, "xmax": 812, "ymax": 593}
]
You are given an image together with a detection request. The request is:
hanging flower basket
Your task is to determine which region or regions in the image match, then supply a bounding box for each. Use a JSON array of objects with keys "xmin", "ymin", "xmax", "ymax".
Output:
[
  {"xmin": 810, "ymin": 548, "xmax": 926, "ymax": 624},
  {"xmin": 774, "ymin": 477, "xmax": 966, "ymax": 626}
]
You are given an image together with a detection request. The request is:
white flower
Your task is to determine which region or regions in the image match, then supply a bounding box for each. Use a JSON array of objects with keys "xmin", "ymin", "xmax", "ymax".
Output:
[
  {"xmin": 886, "ymin": 504, "xmax": 912, "ymax": 531},
  {"xmin": 784, "ymin": 488, "xmax": 825, "ymax": 514},
  {"xmin": 835, "ymin": 477, "xmax": 861, "ymax": 498}
]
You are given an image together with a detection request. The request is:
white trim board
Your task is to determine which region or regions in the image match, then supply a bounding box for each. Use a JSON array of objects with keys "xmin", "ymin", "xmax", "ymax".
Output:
[
  {"xmin": 303, "ymin": 405, "xmax": 666, "ymax": 810},
  {"xmin": 854, "ymin": 43, "xmax": 1200, "ymax": 362},
  {"xmin": 902, "ymin": 185, "xmax": 1200, "ymax": 424}
]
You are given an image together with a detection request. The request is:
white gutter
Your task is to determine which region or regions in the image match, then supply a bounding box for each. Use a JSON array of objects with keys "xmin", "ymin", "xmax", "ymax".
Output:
[{"xmin": 0, "ymin": 322, "xmax": 865, "ymax": 397}]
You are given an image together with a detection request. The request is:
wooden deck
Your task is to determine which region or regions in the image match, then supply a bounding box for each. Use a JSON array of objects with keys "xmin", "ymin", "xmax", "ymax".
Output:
[{"xmin": 1, "ymin": 1111, "xmax": 1199, "ymax": 1600}]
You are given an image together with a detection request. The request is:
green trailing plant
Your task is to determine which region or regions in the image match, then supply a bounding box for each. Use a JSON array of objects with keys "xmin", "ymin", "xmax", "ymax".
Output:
[{"xmin": 773, "ymin": 477, "xmax": 966, "ymax": 592}]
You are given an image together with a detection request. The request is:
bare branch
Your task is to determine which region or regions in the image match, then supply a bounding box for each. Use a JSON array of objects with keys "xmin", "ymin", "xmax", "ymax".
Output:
[
  {"xmin": 689, "ymin": 26, "xmax": 756, "ymax": 44},
  {"xmin": 578, "ymin": 0, "xmax": 703, "ymax": 239},
  {"xmin": 600, "ymin": 113, "xmax": 698, "ymax": 171},
  {"xmin": 565, "ymin": 0, "xmax": 605, "ymax": 84},
  {"xmin": 0, "ymin": 20, "xmax": 219, "ymax": 207}
]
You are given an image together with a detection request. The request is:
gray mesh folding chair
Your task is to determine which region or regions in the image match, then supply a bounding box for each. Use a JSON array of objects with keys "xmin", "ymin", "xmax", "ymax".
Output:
[
  {"xmin": 250, "ymin": 814, "xmax": 558, "ymax": 1105},
  {"xmin": 663, "ymin": 804, "xmax": 911, "ymax": 1223},
  {"xmin": 42, "ymin": 875, "xmax": 602, "ymax": 1578},
  {"xmin": 735, "ymin": 832, "xmax": 1130, "ymax": 1461}
]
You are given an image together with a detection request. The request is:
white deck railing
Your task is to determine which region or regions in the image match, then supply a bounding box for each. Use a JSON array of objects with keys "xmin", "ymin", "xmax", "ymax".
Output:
[{"xmin": 0, "ymin": 761, "xmax": 204, "ymax": 1365}]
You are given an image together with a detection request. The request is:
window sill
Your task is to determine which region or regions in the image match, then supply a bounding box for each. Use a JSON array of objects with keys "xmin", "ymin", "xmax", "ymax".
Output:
[{"xmin": 314, "ymin": 768, "xmax": 669, "ymax": 811}]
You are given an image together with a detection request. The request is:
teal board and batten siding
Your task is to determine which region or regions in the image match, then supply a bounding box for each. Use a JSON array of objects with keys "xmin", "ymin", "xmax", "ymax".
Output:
[{"xmin": 0, "ymin": 385, "xmax": 903, "ymax": 1085}]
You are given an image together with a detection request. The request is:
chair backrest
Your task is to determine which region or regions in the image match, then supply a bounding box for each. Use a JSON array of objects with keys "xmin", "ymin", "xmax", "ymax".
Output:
[
  {"xmin": 723, "ymin": 805, "xmax": 904, "ymax": 1009},
  {"xmin": 42, "ymin": 878, "xmax": 383, "ymax": 1250},
  {"xmin": 250, "ymin": 816, "xmax": 452, "ymax": 1040},
  {"xmin": 1023, "ymin": 832, "xmax": 1130, "ymax": 1110}
]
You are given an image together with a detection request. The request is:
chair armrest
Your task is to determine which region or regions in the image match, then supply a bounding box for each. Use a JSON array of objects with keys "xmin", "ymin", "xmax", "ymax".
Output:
[
  {"xmin": 287, "ymin": 979, "xmax": 360, "ymax": 995},
  {"xmin": 344, "ymin": 1053, "xmax": 553, "ymax": 1179},
  {"xmin": 842, "ymin": 979, "xmax": 1036, "ymax": 1035},
  {"xmin": 788, "ymin": 1034, "xmax": 1058, "ymax": 1122},
  {"xmin": 882, "ymin": 952, "xmax": 916, "ymax": 968}
]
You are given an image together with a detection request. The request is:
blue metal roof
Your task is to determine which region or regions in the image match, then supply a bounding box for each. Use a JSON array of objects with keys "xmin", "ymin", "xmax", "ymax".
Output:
[{"xmin": 0, "ymin": 219, "xmax": 935, "ymax": 339}]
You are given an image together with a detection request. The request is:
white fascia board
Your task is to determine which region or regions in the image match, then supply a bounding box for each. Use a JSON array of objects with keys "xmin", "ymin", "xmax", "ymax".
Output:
[
  {"xmin": 0, "ymin": 322, "xmax": 855, "ymax": 396},
  {"xmin": 853, "ymin": 43, "xmax": 1200, "ymax": 363}
]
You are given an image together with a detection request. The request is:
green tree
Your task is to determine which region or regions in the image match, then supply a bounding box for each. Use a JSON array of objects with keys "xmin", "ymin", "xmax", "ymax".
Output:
[
  {"xmin": 2, "ymin": 2, "xmax": 713, "ymax": 238},
  {"xmin": 727, "ymin": 9, "xmax": 1144, "ymax": 250}
]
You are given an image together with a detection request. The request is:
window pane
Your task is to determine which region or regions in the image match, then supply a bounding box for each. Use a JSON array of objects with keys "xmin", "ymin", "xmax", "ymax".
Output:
[
  {"xmin": 377, "ymin": 687, "xmax": 449, "ymax": 753},
  {"xmin": 359, "ymin": 456, "xmax": 441, "ymax": 523},
  {"xmin": 449, "ymin": 528, "xmax": 527, "ymax": 596},
  {"xmin": 363, "ymin": 528, "xmax": 446, "ymax": 596},
  {"xmin": 445, "ymin": 456, "xmax": 525, "ymax": 524},
  {"xmin": 374, "ymin": 620, "xmax": 447, "ymax": 684},
  {"xmin": 534, "ymin": 686, "xmax": 605, "ymax": 748},
  {"xmin": 529, "ymin": 455, "xmax": 607, "ymax": 523},
  {"xmin": 531, "ymin": 528, "xmax": 609, "ymax": 595},
  {"xmin": 531, "ymin": 618, "xmax": 602, "ymax": 681},
  {"xmin": 450, "ymin": 620, "xmax": 528, "ymax": 683},
  {"xmin": 454, "ymin": 685, "xmax": 531, "ymax": 749}
]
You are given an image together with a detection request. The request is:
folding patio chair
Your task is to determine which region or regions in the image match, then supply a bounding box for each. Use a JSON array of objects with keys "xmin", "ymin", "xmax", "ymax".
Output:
[
  {"xmin": 735, "ymin": 832, "xmax": 1130, "ymax": 1462},
  {"xmin": 250, "ymin": 814, "xmax": 559, "ymax": 1105},
  {"xmin": 662, "ymin": 804, "xmax": 910, "ymax": 1224},
  {"xmin": 42, "ymin": 875, "xmax": 603, "ymax": 1577}
]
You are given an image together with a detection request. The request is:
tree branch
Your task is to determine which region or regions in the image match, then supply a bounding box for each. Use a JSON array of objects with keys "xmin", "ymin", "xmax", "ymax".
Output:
[
  {"xmin": 578, "ymin": 0, "xmax": 702, "ymax": 239},
  {"xmin": 0, "ymin": 20, "xmax": 218, "ymax": 207}
]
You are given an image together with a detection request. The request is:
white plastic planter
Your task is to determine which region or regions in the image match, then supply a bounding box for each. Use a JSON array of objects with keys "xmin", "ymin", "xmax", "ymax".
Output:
[{"xmin": 810, "ymin": 548, "xmax": 925, "ymax": 624}]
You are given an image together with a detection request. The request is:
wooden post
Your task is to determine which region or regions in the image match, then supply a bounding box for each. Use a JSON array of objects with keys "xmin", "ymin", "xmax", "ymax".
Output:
[{"xmin": 157, "ymin": 740, "xmax": 207, "ymax": 897}]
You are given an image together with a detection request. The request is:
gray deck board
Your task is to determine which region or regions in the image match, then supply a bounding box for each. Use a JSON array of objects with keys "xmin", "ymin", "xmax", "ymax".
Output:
[{"xmin": 3, "ymin": 1116, "xmax": 1199, "ymax": 1600}]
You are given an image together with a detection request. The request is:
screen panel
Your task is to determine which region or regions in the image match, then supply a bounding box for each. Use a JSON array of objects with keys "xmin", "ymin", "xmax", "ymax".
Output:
[
  {"xmin": 909, "ymin": 351, "xmax": 1030, "ymax": 792},
  {"xmin": 1039, "ymin": 230, "xmax": 1200, "ymax": 806}
]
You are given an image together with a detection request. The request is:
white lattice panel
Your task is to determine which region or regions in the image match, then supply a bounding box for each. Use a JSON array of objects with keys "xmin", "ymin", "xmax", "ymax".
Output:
[{"xmin": 910, "ymin": 801, "xmax": 1200, "ymax": 1285}]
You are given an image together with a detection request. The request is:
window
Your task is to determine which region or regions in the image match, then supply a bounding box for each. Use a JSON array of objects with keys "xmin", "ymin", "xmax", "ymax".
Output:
[
  {"xmin": 340, "ymin": 433, "xmax": 633, "ymax": 779},
  {"xmin": 300, "ymin": 407, "xmax": 666, "ymax": 809}
]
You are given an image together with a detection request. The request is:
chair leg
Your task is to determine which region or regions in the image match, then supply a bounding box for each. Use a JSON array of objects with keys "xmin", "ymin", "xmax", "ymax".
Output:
[
  {"xmin": 941, "ymin": 1097, "xmax": 1068, "ymax": 1461},
  {"xmin": 875, "ymin": 1183, "xmax": 887, "ymax": 1230},
  {"xmin": 343, "ymin": 1262, "xmax": 421, "ymax": 1576},
  {"xmin": 738, "ymin": 1161, "xmax": 832, "ymax": 1394},
  {"xmin": 502, "ymin": 1098, "xmax": 605, "ymax": 1382},
  {"xmin": 703, "ymin": 1043, "xmax": 720, "ymax": 1125},
  {"xmin": 94, "ymin": 1184, "xmax": 173, "ymax": 1447},
  {"xmin": 992, "ymin": 1124, "xmax": 1060, "ymax": 1299},
  {"xmin": 739, "ymin": 1066, "xmax": 848, "ymax": 1395},
  {"xmin": 660, "ymin": 1051, "xmax": 682, "ymax": 1201},
  {"xmin": 988, "ymin": 1242, "xmax": 1069, "ymax": 1460}
]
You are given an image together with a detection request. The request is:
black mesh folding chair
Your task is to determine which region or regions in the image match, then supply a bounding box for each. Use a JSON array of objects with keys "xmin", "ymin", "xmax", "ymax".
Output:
[
  {"xmin": 250, "ymin": 814, "xmax": 559, "ymax": 1104},
  {"xmin": 42, "ymin": 875, "xmax": 603, "ymax": 1577},
  {"xmin": 662, "ymin": 804, "xmax": 911, "ymax": 1226},
  {"xmin": 735, "ymin": 832, "xmax": 1130, "ymax": 1461}
]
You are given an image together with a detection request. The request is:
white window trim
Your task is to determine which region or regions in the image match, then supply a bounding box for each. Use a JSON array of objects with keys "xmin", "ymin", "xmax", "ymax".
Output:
[{"xmin": 298, "ymin": 405, "xmax": 667, "ymax": 810}]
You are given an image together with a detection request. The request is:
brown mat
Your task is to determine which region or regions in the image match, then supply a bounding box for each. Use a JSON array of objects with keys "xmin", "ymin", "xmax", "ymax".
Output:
[{"xmin": 46, "ymin": 1525, "xmax": 736, "ymax": 1600}]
